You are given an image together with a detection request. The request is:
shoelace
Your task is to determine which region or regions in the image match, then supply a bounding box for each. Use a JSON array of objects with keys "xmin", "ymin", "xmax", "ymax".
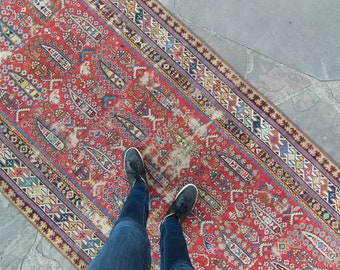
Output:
[
  {"xmin": 175, "ymin": 196, "xmax": 189, "ymax": 215},
  {"xmin": 129, "ymin": 162, "xmax": 143, "ymax": 175},
  {"xmin": 128, "ymin": 161, "xmax": 145, "ymax": 183},
  {"xmin": 129, "ymin": 161, "xmax": 139, "ymax": 171},
  {"xmin": 134, "ymin": 174, "xmax": 145, "ymax": 183}
]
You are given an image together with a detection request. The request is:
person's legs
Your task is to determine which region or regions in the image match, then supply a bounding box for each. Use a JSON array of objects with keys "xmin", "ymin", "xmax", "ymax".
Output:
[
  {"xmin": 159, "ymin": 184, "xmax": 197, "ymax": 270},
  {"xmin": 160, "ymin": 217, "xmax": 194, "ymax": 270},
  {"xmin": 88, "ymin": 148, "xmax": 151, "ymax": 270}
]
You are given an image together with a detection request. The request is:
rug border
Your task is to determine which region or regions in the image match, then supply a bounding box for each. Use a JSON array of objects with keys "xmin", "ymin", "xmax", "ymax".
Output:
[
  {"xmin": 0, "ymin": 178, "xmax": 87, "ymax": 269},
  {"xmin": 85, "ymin": 0, "xmax": 340, "ymax": 232},
  {"xmin": 76, "ymin": 0, "xmax": 340, "ymax": 235},
  {"xmin": 139, "ymin": 0, "xmax": 340, "ymax": 178},
  {"xmin": 1, "ymin": 0, "xmax": 339, "ymax": 268},
  {"xmin": 0, "ymin": 113, "xmax": 115, "ymax": 269}
]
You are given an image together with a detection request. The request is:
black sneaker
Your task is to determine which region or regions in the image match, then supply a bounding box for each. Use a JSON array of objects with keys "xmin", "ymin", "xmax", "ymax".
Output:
[
  {"xmin": 163, "ymin": 184, "xmax": 198, "ymax": 224},
  {"xmin": 124, "ymin": 147, "xmax": 147, "ymax": 188}
]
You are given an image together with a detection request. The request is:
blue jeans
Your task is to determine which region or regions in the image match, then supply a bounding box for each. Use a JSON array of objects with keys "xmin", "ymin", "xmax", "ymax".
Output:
[{"xmin": 87, "ymin": 183, "xmax": 193, "ymax": 270}]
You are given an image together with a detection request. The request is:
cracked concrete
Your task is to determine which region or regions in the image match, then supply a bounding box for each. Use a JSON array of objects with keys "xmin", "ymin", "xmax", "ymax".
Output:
[
  {"xmin": 164, "ymin": 0, "xmax": 340, "ymax": 80},
  {"xmin": 160, "ymin": 0, "xmax": 340, "ymax": 164},
  {"xmin": 1, "ymin": 1, "xmax": 339, "ymax": 269},
  {"xmin": 0, "ymin": 194, "xmax": 74, "ymax": 270}
]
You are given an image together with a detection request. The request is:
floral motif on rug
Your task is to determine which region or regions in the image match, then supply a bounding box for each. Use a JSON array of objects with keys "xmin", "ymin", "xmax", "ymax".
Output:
[{"xmin": 0, "ymin": 0, "xmax": 339, "ymax": 269}]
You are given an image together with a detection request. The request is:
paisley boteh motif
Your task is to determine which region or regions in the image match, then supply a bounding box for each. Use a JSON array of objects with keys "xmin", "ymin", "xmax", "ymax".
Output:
[
  {"xmin": 37, "ymin": 120, "xmax": 65, "ymax": 151},
  {"xmin": 69, "ymin": 90, "xmax": 97, "ymax": 118},
  {"xmin": 114, "ymin": 115, "xmax": 146, "ymax": 141},
  {"xmin": 100, "ymin": 61, "xmax": 125, "ymax": 88},
  {"xmin": 145, "ymin": 85, "xmax": 173, "ymax": 110},
  {"xmin": 40, "ymin": 44, "xmax": 72, "ymax": 70},
  {"xmin": 144, "ymin": 160, "xmax": 169, "ymax": 187},
  {"xmin": 198, "ymin": 188, "xmax": 222, "ymax": 213},
  {"xmin": 70, "ymin": 15, "xmax": 103, "ymax": 41},
  {"xmin": 0, "ymin": 20, "xmax": 22, "ymax": 45},
  {"xmin": 9, "ymin": 72, "xmax": 41, "ymax": 100},
  {"xmin": 223, "ymin": 234, "xmax": 252, "ymax": 265},
  {"xmin": 171, "ymin": 129, "xmax": 197, "ymax": 156},
  {"xmin": 32, "ymin": 0, "xmax": 53, "ymax": 17},
  {"xmin": 112, "ymin": 192, "xmax": 124, "ymax": 209},
  {"xmin": 271, "ymin": 262, "xmax": 289, "ymax": 270},
  {"xmin": 302, "ymin": 231, "xmax": 336, "ymax": 260},
  {"xmin": 252, "ymin": 201, "xmax": 282, "ymax": 235},
  {"xmin": 219, "ymin": 154, "xmax": 253, "ymax": 182},
  {"xmin": 83, "ymin": 146, "xmax": 116, "ymax": 173}
]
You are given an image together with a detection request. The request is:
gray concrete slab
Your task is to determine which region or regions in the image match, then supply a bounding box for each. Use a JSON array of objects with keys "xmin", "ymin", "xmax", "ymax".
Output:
[
  {"xmin": 1, "ymin": 1, "xmax": 339, "ymax": 269},
  {"xmin": 160, "ymin": 0, "xmax": 340, "ymax": 165},
  {"xmin": 162, "ymin": 0, "xmax": 340, "ymax": 81},
  {"xmin": 0, "ymin": 194, "xmax": 74, "ymax": 270},
  {"xmin": 245, "ymin": 53, "xmax": 340, "ymax": 162}
]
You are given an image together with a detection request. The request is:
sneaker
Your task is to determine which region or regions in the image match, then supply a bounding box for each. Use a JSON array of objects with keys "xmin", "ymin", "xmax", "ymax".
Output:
[
  {"xmin": 163, "ymin": 184, "xmax": 198, "ymax": 224},
  {"xmin": 124, "ymin": 147, "xmax": 147, "ymax": 188}
]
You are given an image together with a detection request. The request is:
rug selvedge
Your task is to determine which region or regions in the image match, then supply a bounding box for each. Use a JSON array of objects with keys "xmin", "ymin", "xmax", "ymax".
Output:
[
  {"xmin": 0, "ymin": 0, "xmax": 340, "ymax": 269},
  {"xmin": 0, "ymin": 115, "xmax": 112, "ymax": 265},
  {"xmin": 140, "ymin": 0, "xmax": 339, "ymax": 179},
  {"xmin": 83, "ymin": 0, "xmax": 340, "ymax": 232}
]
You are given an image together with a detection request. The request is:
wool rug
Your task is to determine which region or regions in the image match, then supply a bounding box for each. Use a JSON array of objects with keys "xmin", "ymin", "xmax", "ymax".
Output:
[{"xmin": 0, "ymin": 0, "xmax": 339, "ymax": 269}]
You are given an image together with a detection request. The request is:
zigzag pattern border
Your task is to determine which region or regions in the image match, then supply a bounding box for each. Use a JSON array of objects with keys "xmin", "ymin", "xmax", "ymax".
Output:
[{"xmin": 81, "ymin": 0, "xmax": 340, "ymax": 236}]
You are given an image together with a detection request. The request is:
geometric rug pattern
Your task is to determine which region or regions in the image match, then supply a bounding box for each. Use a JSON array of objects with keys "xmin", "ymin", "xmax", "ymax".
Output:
[{"xmin": 0, "ymin": 0, "xmax": 339, "ymax": 269}]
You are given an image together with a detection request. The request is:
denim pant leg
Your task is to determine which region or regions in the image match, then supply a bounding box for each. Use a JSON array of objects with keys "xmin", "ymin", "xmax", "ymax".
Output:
[
  {"xmin": 160, "ymin": 216, "xmax": 194, "ymax": 270},
  {"xmin": 88, "ymin": 183, "xmax": 151, "ymax": 270}
]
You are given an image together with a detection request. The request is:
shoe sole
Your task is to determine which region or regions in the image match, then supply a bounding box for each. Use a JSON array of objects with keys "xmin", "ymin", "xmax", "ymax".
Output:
[
  {"xmin": 123, "ymin": 147, "xmax": 144, "ymax": 173},
  {"xmin": 175, "ymin": 183, "xmax": 198, "ymax": 209}
]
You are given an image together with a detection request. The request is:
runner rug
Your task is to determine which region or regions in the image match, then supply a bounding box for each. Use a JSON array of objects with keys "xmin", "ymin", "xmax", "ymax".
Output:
[{"xmin": 0, "ymin": 0, "xmax": 339, "ymax": 269}]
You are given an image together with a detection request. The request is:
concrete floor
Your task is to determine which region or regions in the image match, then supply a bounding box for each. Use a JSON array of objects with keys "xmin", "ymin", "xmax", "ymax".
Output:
[
  {"xmin": 161, "ymin": 0, "xmax": 340, "ymax": 164},
  {"xmin": 1, "ymin": 0, "xmax": 339, "ymax": 269}
]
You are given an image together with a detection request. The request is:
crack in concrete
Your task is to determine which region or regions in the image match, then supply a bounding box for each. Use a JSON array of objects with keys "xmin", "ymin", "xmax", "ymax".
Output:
[
  {"xmin": 21, "ymin": 234, "xmax": 65, "ymax": 270},
  {"xmin": 172, "ymin": 13, "xmax": 340, "ymax": 114},
  {"xmin": 168, "ymin": 1, "xmax": 340, "ymax": 83}
]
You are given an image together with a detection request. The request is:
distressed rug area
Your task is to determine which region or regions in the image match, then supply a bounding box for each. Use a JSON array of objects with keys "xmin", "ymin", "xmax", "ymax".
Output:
[{"xmin": 1, "ymin": 0, "xmax": 340, "ymax": 269}]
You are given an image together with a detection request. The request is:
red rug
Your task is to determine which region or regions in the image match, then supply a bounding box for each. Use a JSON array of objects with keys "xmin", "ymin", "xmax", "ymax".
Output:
[{"xmin": 1, "ymin": 0, "xmax": 339, "ymax": 269}]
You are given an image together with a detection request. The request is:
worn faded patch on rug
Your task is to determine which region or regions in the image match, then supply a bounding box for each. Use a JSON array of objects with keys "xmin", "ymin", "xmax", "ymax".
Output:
[{"xmin": 0, "ymin": 0, "xmax": 339, "ymax": 269}]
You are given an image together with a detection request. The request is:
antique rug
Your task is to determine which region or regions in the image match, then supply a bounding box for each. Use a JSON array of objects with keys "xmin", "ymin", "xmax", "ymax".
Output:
[{"xmin": 0, "ymin": 0, "xmax": 339, "ymax": 269}]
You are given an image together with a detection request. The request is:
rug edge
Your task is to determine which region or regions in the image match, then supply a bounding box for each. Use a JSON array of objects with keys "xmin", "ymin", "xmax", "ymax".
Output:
[
  {"xmin": 0, "ymin": 178, "xmax": 88, "ymax": 270},
  {"xmin": 139, "ymin": 0, "xmax": 340, "ymax": 178}
]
